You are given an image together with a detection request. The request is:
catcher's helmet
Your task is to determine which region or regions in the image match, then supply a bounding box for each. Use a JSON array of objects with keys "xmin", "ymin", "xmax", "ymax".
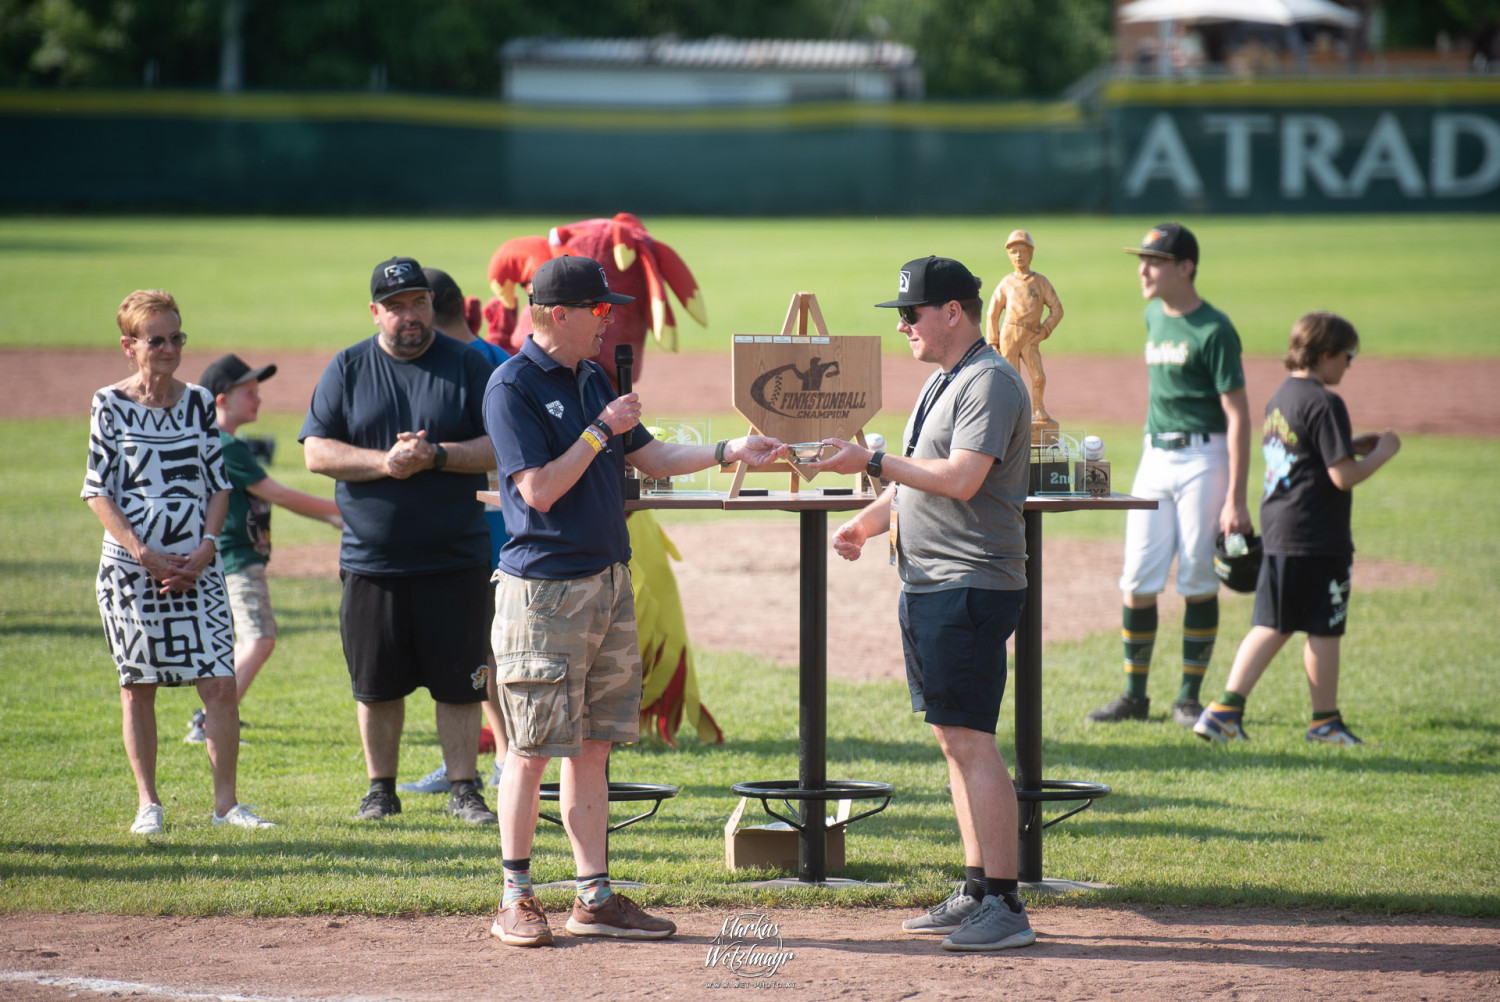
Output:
[{"xmin": 1213, "ymin": 531, "xmax": 1263, "ymax": 593}]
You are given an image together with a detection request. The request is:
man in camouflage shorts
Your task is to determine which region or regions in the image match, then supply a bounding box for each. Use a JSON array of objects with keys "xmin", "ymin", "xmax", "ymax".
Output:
[{"xmin": 480, "ymin": 256, "xmax": 784, "ymax": 947}]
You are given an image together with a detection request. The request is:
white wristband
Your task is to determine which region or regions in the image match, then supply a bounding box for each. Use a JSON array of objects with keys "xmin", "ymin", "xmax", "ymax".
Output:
[{"xmin": 202, "ymin": 533, "xmax": 219, "ymax": 550}]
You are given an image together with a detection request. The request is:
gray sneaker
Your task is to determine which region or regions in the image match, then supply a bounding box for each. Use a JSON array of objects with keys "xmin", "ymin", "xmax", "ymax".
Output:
[
  {"xmin": 183, "ymin": 708, "xmax": 207, "ymax": 744},
  {"xmin": 941, "ymin": 895, "xmax": 1036, "ymax": 952},
  {"xmin": 1171, "ymin": 698, "xmax": 1204, "ymax": 728},
  {"xmin": 447, "ymin": 781, "xmax": 498, "ymax": 825},
  {"xmin": 901, "ymin": 883, "xmax": 982, "ymax": 934}
]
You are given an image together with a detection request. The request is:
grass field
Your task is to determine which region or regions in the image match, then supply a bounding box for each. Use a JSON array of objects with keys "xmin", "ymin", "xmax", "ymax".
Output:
[
  {"xmin": 1, "ymin": 407, "xmax": 1497, "ymax": 918},
  {"xmin": 1, "ymin": 213, "xmax": 1497, "ymax": 920},
  {"xmin": 4, "ymin": 214, "xmax": 1500, "ymax": 358}
]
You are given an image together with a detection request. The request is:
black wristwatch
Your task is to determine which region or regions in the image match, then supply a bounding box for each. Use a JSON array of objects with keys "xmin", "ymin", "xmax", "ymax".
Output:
[
  {"xmin": 866, "ymin": 450, "xmax": 885, "ymax": 480},
  {"xmin": 431, "ymin": 443, "xmax": 448, "ymax": 471}
]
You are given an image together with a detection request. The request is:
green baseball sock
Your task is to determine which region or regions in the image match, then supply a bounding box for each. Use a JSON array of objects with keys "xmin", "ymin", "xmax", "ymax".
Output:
[
  {"xmin": 1214, "ymin": 691, "xmax": 1247, "ymax": 710},
  {"xmin": 1122, "ymin": 605, "xmax": 1157, "ymax": 700},
  {"xmin": 1179, "ymin": 598, "xmax": 1218, "ymax": 703}
]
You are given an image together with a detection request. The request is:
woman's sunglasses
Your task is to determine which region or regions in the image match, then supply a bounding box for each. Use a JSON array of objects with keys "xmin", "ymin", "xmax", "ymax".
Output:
[{"xmin": 135, "ymin": 332, "xmax": 188, "ymax": 350}]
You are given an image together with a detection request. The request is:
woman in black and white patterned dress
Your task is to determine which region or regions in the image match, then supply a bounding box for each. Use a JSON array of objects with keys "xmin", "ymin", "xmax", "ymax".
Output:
[{"xmin": 83, "ymin": 290, "xmax": 274, "ymax": 834}]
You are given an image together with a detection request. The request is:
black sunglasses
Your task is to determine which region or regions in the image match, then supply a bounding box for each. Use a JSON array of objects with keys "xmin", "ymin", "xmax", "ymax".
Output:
[
  {"xmin": 136, "ymin": 332, "xmax": 188, "ymax": 350},
  {"xmin": 897, "ymin": 304, "xmax": 927, "ymax": 325}
]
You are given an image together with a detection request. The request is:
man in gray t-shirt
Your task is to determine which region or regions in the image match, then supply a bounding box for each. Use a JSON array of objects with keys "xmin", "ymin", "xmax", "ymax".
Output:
[{"xmin": 810, "ymin": 255, "xmax": 1035, "ymax": 954}]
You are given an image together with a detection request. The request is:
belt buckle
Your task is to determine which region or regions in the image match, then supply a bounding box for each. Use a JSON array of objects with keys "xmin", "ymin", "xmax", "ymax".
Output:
[{"xmin": 1155, "ymin": 432, "xmax": 1186, "ymax": 450}]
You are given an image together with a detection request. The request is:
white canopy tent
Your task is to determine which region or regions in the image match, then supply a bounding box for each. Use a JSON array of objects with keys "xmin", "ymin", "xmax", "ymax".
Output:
[{"xmin": 1118, "ymin": 0, "xmax": 1361, "ymax": 29}]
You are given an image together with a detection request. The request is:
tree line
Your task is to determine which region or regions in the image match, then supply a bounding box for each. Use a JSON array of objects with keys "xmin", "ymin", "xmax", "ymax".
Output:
[
  {"xmin": 0, "ymin": 0, "xmax": 1113, "ymax": 98},
  {"xmin": 2, "ymin": 1, "xmax": 1492, "ymax": 99}
]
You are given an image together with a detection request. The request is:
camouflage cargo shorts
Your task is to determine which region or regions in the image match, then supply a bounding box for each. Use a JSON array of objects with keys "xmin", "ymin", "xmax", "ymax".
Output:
[{"xmin": 491, "ymin": 562, "xmax": 642, "ymax": 758}]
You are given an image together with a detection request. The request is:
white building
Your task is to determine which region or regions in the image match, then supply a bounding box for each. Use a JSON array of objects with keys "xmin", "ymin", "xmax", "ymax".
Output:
[{"xmin": 499, "ymin": 36, "xmax": 924, "ymax": 106}]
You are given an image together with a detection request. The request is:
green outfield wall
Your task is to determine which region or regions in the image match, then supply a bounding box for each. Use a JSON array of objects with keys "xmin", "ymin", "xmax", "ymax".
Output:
[{"xmin": 3, "ymin": 81, "xmax": 1497, "ymax": 214}]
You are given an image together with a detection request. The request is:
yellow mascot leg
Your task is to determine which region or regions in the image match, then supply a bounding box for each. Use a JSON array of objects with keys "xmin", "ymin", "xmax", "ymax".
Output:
[{"xmin": 629, "ymin": 510, "xmax": 724, "ymax": 746}]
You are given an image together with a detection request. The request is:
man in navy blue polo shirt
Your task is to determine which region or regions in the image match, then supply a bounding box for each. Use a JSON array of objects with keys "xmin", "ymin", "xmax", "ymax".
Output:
[{"xmin": 482, "ymin": 255, "xmax": 784, "ymax": 947}]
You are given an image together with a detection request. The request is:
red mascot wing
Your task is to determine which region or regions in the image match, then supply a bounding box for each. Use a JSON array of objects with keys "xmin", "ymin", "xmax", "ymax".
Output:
[{"xmin": 486, "ymin": 235, "xmax": 554, "ymax": 356}]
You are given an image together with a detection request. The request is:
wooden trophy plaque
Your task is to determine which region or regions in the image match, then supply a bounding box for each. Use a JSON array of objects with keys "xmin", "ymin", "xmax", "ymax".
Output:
[{"xmin": 728, "ymin": 292, "xmax": 882, "ymax": 497}]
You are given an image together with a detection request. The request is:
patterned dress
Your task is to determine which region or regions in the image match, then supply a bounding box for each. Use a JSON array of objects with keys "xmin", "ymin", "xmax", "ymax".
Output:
[{"xmin": 82, "ymin": 384, "xmax": 235, "ymax": 686}]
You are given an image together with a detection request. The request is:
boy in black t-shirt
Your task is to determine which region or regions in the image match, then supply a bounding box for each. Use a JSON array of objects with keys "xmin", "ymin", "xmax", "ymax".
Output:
[{"xmin": 1193, "ymin": 313, "xmax": 1400, "ymax": 747}]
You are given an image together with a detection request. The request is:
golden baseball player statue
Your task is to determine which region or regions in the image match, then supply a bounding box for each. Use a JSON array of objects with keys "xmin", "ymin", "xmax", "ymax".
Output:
[{"xmin": 984, "ymin": 229, "xmax": 1063, "ymax": 429}]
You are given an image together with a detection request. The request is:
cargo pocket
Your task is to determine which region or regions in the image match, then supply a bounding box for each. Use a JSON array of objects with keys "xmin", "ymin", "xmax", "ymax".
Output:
[{"xmin": 496, "ymin": 652, "xmax": 572, "ymax": 751}]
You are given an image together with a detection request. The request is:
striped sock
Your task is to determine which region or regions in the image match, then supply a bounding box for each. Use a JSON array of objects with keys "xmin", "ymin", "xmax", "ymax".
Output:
[
  {"xmin": 1123, "ymin": 605, "xmax": 1157, "ymax": 700},
  {"xmin": 1179, "ymin": 598, "xmax": 1218, "ymax": 703},
  {"xmin": 577, "ymin": 872, "xmax": 612, "ymax": 908},
  {"xmin": 502, "ymin": 858, "xmax": 532, "ymax": 906},
  {"xmin": 1215, "ymin": 691, "xmax": 1247, "ymax": 711}
]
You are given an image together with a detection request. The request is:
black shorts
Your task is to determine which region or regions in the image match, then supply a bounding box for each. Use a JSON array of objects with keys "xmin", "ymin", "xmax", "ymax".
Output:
[
  {"xmin": 1251, "ymin": 554, "xmax": 1352, "ymax": 637},
  {"xmin": 899, "ymin": 586, "xmax": 1027, "ymax": 734},
  {"xmin": 340, "ymin": 566, "xmax": 492, "ymax": 704}
]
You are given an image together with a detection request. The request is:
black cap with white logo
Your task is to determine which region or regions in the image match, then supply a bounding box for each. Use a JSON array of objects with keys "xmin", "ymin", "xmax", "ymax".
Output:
[
  {"xmin": 370, "ymin": 256, "xmax": 431, "ymax": 303},
  {"xmin": 875, "ymin": 256, "xmax": 982, "ymax": 308},
  {"xmin": 529, "ymin": 255, "xmax": 634, "ymax": 306}
]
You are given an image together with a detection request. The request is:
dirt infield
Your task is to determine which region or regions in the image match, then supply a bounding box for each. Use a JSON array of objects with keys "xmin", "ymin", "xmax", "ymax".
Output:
[
  {"xmin": 3, "ymin": 907, "xmax": 1498, "ymax": 1001},
  {"xmin": 9, "ymin": 349, "xmax": 1495, "ymax": 1000},
  {"xmin": 10, "ymin": 349, "xmax": 1500, "ymax": 437}
]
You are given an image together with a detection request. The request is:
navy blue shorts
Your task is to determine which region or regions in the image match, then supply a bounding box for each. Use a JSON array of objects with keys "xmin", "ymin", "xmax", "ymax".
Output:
[
  {"xmin": 340, "ymin": 566, "xmax": 493, "ymax": 704},
  {"xmin": 899, "ymin": 586, "xmax": 1027, "ymax": 733},
  {"xmin": 1251, "ymin": 554, "xmax": 1352, "ymax": 637}
]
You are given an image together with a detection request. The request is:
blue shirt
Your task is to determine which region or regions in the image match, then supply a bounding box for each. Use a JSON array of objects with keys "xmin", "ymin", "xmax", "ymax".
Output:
[
  {"xmin": 483, "ymin": 336, "xmax": 654, "ymax": 580},
  {"xmin": 299, "ymin": 333, "xmax": 491, "ymax": 576},
  {"xmin": 467, "ymin": 338, "xmax": 511, "ymax": 370}
]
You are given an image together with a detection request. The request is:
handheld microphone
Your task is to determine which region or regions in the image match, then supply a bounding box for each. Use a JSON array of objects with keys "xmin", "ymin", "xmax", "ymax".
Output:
[
  {"xmin": 614, "ymin": 344, "xmax": 633, "ymax": 396},
  {"xmin": 614, "ymin": 345, "xmax": 640, "ymax": 501}
]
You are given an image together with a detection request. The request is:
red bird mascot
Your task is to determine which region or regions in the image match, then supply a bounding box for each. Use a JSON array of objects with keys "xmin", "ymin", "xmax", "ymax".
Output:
[{"xmin": 483, "ymin": 214, "xmax": 722, "ymax": 746}]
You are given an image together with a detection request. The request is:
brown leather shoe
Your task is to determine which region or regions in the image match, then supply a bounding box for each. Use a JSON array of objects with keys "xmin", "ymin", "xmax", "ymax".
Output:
[
  {"xmin": 491, "ymin": 896, "xmax": 553, "ymax": 947},
  {"xmin": 565, "ymin": 892, "xmax": 676, "ymax": 939}
]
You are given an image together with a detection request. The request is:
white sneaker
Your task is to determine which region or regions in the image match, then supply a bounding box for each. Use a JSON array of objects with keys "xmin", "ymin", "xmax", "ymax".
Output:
[
  {"xmin": 130, "ymin": 803, "xmax": 164, "ymax": 835},
  {"xmin": 213, "ymin": 804, "xmax": 276, "ymax": 828},
  {"xmin": 397, "ymin": 763, "xmax": 451, "ymax": 794}
]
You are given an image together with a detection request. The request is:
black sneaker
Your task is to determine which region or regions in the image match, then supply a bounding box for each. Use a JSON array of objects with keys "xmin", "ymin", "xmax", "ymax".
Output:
[
  {"xmin": 355, "ymin": 789, "xmax": 402, "ymax": 820},
  {"xmin": 1087, "ymin": 692, "xmax": 1150, "ymax": 722},
  {"xmin": 447, "ymin": 780, "xmax": 498, "ymax": 826}
]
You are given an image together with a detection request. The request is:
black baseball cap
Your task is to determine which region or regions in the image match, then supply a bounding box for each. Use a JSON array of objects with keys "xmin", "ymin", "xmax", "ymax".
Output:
[
  {"xmin": 200, "ymin": 354, "xmax": 276, "ymax": 397},
  {"xmin": 1124, "ymin": 222, "xmax": 1199, "ymax": 264},
  {"xmin": 875, "ymin": 256, "xmax": 982, "ymax": 308},
  {"xmin": 422, "ymin": 267, "xmax": 465, "ymax": 318},
  {"xmin": 529, "ymin": 255, "xmax": 634, "ymax": 306},
  {"xmin": 370, "ymin": 256, "xmax": 431, "ymax": 303}
]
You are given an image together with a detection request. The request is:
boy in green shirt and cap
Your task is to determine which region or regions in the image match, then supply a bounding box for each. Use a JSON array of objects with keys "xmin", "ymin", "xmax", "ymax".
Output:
[{"xmin": 185, "ymin": 354, "xmax": 342, "ymax": 742}]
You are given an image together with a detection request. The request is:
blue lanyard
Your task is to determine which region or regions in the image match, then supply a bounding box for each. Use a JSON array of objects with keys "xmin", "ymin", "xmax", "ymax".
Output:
[{"xmin": 905, "ymin": 339, "xmax": 987, "ymax": 457}]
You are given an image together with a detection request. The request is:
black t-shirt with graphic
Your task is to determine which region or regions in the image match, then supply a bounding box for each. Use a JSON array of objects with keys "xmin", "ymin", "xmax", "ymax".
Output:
[{"xmin": 1258, "ymin": 375, "xmax": 1355, "ymax": 556}]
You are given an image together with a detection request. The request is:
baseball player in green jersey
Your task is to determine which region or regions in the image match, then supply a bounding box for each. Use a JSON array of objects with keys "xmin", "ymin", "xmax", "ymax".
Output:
[{"xmin": 1088, "ymin": 223, "xmax": 1252, "ymax": 728}]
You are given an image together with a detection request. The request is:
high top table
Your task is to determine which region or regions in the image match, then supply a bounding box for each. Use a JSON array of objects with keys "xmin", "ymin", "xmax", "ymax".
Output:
[{"xmin": 478, "ymin": 488, "xmax": 1154, "ymax": 884}]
